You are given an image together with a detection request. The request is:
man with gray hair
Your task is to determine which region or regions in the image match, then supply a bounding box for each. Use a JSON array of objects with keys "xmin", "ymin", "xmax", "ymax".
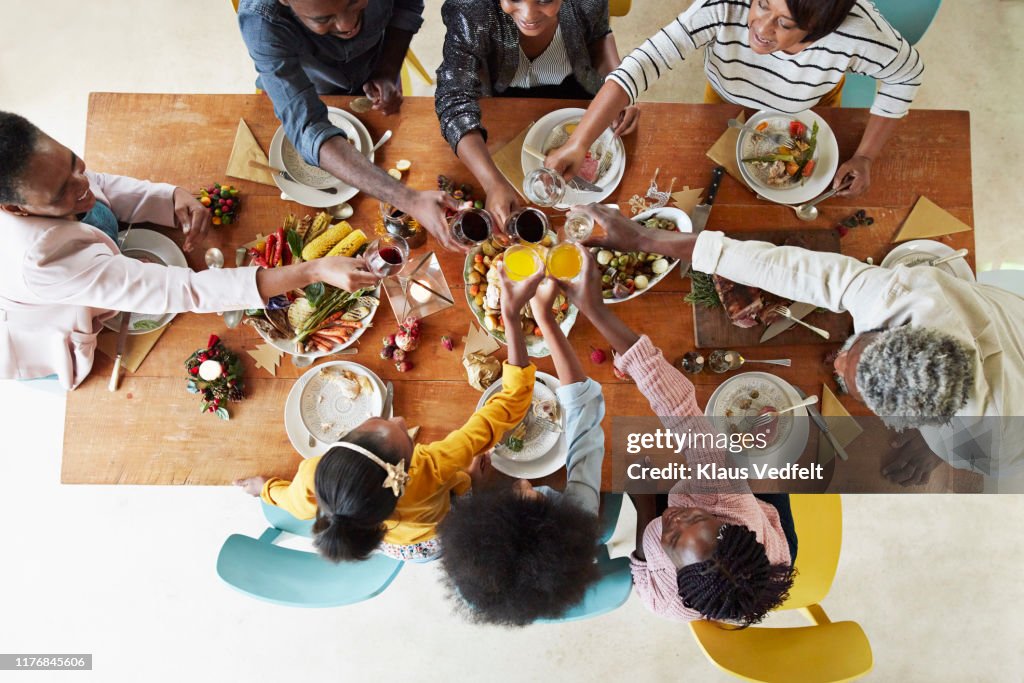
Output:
[{"xmin": 574, "ymin": 203, "xmax": 1024, "ymax": 485}]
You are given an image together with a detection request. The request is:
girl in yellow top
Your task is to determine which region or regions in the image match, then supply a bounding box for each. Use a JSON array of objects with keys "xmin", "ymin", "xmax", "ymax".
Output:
[{"xmin": 236, "ymin": 265, "xmax": 544, "ymax": 562}]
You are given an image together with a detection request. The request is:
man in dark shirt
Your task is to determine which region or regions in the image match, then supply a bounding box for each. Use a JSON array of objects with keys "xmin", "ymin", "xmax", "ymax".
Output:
[{"xmin": 239, "ymin": 0, "xmax": 461, "ymax": 250}]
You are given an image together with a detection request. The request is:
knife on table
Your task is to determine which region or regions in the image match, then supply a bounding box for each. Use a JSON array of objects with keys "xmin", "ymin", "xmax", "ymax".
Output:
[
  {"xmin": 759, "ymin": 301, "xmax": 818, "ymax": 343},
  {"xmin": 381, "ymin": 381, "xmax": 394, "ymax": 418},
  {"xmin": 797, "ymin": 387, "xmax": 849, "ymax": 462},
  {"xmin": 108, "ymin": 312, "xmax": 131, "ymax": 392},
  {"xmin": 681, "ymin": 165, "xmax": 725, "ymax": 278}
]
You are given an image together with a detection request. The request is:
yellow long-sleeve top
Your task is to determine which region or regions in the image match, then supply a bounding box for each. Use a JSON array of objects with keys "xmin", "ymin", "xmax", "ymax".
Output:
[{"xmin": 260, "ymin": 362, "xmax": 536, "ymax": 546}]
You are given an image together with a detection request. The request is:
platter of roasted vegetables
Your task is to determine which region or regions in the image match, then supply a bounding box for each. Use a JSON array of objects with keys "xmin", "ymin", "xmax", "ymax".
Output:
[
  {"xmin": 591, "ymin": 206, "xmax": 692, "ymax": 303},
  {"xmin": 735, "ymin": 109, "xmax": 838, "ymax": 205},
  {"xmin": 463, "ymin": 235, "xmax": 578, "ymax": 359},
  {"xmin": 243, "ymin": 211, "xmax": 380, "ymax": 357}
]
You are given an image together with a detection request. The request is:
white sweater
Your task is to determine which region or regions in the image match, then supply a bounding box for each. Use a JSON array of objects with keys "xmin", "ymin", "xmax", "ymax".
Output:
[{"xmin": 608, "ymin": 0, "xmax": 922, "ymax": 118}]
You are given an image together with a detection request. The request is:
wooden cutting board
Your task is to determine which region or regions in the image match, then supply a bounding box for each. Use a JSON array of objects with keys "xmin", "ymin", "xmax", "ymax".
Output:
[{"xmin": 692, "ymin": 230, "xmax": 854, "ymax": 348}]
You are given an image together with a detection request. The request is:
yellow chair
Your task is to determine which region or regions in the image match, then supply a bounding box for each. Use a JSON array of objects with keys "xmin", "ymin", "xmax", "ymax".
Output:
[
  {"xmin": 689, "ymin": 619, "xmax": 873, "ymax": 683},
  {"xmin": 688, "ymin": 495, "xmax": 873, "ymax": 682},
  {"xmin": 609, "ymin": 0, "xmax": 632, "ymax": 17}
]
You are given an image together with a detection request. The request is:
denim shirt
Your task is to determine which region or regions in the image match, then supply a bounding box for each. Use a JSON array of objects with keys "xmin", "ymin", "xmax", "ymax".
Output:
[
  {"xmin": 536, "ymin": 378, "xmax": 605, "ymax": 515},
  {"xmin": 238, "ymin": 0, "xmax": 425, "ymax": 165}
]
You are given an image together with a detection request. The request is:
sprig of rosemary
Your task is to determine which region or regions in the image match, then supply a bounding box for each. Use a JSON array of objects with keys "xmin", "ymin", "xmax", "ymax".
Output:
[{"xmin": 685, "ymin": 271, "xmax": 721, "ymax": 309}]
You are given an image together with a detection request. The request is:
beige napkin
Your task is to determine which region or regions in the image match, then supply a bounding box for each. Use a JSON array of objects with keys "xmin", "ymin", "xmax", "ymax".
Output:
[
  {"xmin": 97, "ymin": 326, "xmax": 167, "ymax": 373},
  {"xmin": 247, "ymin": 343, "xmax": 283, "ymax": 376},
  {"xmin": 817, "ymin": 383, "xmax": 864, "ymax": 464},
  {"xmin": 226, "ymin": 118, "xmax": 277, "ymax": 187},
  {"xmin": 463, "ymin": 321, "xmax": 501, "ymax": 359},
  {"xmin": 893, "ymin": 196, "xmax": 973, "ymax": 243},
  {"xmin": 671, "ymin": 186, "xmax": 705, "ymax": 215},
  {"xmin": 706, "ymin": 111, "xmax": 748, "ymax": 186},
  {"xmin": 492, "ymin": 124, "xmax": 533, "ymax": 200}
]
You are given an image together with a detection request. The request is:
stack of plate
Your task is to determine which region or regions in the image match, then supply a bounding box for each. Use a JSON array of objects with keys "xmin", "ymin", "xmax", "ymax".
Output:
[
  {"xmin": 269, "ymin": 107, "xmax": 375, "ymax": 208},
  {"xmin": 477, "ymin": 372, "xmax": 568, "ymax": 479},
  {"xmin": 521, "ymin": 108, "xmax": 626, "ymax": 209},
  {"xmin": 735, "ymin": 109, "xmax": 839, "ymax": 206},
  {"xmin": 285, "ymin": 361, "xmax": 387, "ymax": 458}
]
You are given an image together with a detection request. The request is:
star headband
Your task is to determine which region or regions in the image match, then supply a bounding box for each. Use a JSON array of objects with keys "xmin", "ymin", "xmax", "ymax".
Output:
[{"xmin": 333, "ymin": 441, "xmax": 409, "ymax": 497}]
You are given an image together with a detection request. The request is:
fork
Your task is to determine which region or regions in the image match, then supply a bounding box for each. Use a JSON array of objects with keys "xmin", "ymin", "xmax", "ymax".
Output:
[
  {"xmin": 769, "ymin": 304, "xmax": 830, "ymax": 339},
  {"xmin": 728, "ymin": 119, "xmax": 795, "ymax": 148},
  {"xmin": 750, "ymin": 396, "xmax": 819, "ymax": 429}
]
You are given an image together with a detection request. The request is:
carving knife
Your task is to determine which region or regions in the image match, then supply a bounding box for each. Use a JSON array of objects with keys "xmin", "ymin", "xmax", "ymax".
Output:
[
  {"xmin": 681, "ymin": 165, "xmax": 725, "ymax": 278},
  {"xmin": 759, "ymin": 301, "xmax": 818, "ymax": 343},
  {"xmin": 108, "ymin": 312, "xmax": 131, "ymax": 391}
]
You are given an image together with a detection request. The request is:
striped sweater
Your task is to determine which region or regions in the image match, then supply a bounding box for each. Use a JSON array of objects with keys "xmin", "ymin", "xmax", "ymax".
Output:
[{"xmin": 607, "ymin": 0, "xmax": 922, "ymax": 118}]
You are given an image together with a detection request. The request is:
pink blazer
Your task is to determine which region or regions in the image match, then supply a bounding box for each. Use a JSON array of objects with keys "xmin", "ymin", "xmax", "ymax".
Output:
[{"xmin": 0, "ymin": 172, "xmax": 264, "ymax": 389}]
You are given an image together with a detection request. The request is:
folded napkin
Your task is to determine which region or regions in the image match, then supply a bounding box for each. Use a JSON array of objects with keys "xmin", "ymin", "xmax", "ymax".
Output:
[
  {"xmin": 705, "ymin": 111, "xmax": 748, "ymax": 186},
  {"xmin": 463, "ymin": 320, "xmax": 501, "ymax": 359},
  {"xmin": 817, "ymin": 383, "xmax": 864, "ymax": 464},
  {"xmin": 893, "ymin": 196, "xmax": 973, "ymax": 243},
  {"xmin": 492, "ymin": 124, "xmax": 532, "ymax": 200},
  {"xmin": 226, "ymin": 118, "xmax": 277, "ymax": 187},
  {"xmin": 96, "ymin": 326, "xmax": 167, "ymax": 373},
  {"xmin": 247, "ymin": 343, "xmax": 283, "ymax": 376},
  {"xmin": 671, "ymin": 186, "xmax": 705, "ymax": 215}
]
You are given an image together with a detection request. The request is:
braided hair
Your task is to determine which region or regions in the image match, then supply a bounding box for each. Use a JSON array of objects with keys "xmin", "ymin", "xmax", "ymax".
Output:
[
  {"xmin": 676, "ymin": 524, "xmax": 795, "ymax": 627},
  {"xmin": 311, "ymin": 429, "xmax": 401, "ymax": 563}
]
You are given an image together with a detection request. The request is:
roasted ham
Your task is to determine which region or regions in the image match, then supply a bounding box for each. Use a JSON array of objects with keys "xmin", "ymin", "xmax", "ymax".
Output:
[{"xmin": 712, "ymin": 275, "xmax": 763, "ymax": 328}]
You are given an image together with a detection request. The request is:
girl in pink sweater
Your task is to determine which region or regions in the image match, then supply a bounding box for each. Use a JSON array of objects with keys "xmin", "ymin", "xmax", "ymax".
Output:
[{"xmin": 560, "ymin": 244, "xmax": 795, "ymax": 625}]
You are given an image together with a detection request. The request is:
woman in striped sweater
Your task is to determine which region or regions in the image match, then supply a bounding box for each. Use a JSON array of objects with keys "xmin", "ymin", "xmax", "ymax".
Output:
[
  {"xmin": 547, "ymin": 0, "xmax": 923, "ymax": 198},
  {"xmin": 435, "ymin": 0, "xmax": 640, "ymax": 229}
]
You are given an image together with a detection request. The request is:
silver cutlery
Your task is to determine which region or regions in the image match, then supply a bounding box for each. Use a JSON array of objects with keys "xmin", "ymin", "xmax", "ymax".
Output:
[
  {"xmin": 728, "ymin": 118, "xmax": 794, "ymax": 148},
  {"xmin": 750, "ymin": 396, "xmax": 819, "ymax": 429},
  {"xmin": 381, "ymin": 381, "xmax": 394, "ymax": 419},
  {"xmin": 927, "ymin": 248, "xmax": 969, "ymax": 267},
  {"xmin": 769, "ymin": 304, "xmax": 830, "ymax": 339},
  {"xmin": 797, "ymin": 387, "xmax": 849, "ymax": 462},
  {"xmin": 682, "ymin": 166, "xmax": 725, "ymax": 278},
  {"xmin": 790, "ymin": 179, "xmax": 854, "ymax": 221},
  {"xmin": 116, "ymin": 223, "xmax": 135, "ymax": 250},
  {"xmin": 370, "ymin": 130, "xmax": 392, "ymax": 154},
  {"xmin": 108, "ymin": 311, "xmax": 131, "ymax": 392}
]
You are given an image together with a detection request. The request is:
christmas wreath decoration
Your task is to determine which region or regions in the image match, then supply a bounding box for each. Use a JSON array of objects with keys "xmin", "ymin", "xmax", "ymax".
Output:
[{"xmin": 185, "ymin": 335, "xmax": 244, "ymax": 419}]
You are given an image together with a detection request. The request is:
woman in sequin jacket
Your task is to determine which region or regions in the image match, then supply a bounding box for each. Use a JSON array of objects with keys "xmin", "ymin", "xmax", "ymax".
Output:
[{"xmin": 435, "ymin": 0, "xmax": 639, "ymax": 229}]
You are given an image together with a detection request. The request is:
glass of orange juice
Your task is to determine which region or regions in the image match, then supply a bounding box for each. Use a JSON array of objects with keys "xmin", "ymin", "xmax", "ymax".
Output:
[
  {"xmin": 546, "ymin": 242, "xmax": 584, "ymax": 282},
  {"xmin": 503, "ymin": 244, "xmax": 544, "ymax": 282}
]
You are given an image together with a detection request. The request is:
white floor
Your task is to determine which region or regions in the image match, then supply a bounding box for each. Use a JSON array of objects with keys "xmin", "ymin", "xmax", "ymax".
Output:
[{"xmin": 2, "ymin": 1, "xmax": 1023, "ymax": 681}]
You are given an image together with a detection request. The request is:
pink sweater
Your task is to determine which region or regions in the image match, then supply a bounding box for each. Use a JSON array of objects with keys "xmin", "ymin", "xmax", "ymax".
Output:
[{"xmin": 616, "ymin": 335, "xmax": 791, "ymax": 622}]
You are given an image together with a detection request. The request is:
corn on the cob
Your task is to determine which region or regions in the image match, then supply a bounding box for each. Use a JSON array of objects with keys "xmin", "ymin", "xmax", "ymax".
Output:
[
  {"xmin": 303, "ymin": 211, "xmax": 333, "ymax": 246},
  {"xmin": 302, "ymin": 222, "xmax": 353, "ymax": 260},
  {"xmin": 326, "ymin": 228, "xmax": 367, "ymax": 257}
]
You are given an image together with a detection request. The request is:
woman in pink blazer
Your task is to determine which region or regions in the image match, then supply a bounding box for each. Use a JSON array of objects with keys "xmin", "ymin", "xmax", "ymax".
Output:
[{"xmin": 0, "ymin": 112, "xmax": 377, "ymax": 389}]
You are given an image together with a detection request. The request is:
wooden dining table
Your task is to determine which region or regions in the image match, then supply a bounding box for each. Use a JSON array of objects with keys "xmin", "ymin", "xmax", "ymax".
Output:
[{"xmin": 63, "ymin": 92, "xmax": 981, "ymax": 492}]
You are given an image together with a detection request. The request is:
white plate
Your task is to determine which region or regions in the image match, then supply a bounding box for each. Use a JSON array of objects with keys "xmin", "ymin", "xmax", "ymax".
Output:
[
  {"xmin": 880, "ymin": 239, "xmax": 975, "ymax": 282},
  {"xmin": 521, "ymin": 108, "xmax": 626, "ymax": 209},
  {"xmin": 299, "ymin": 364, "xmax": 383, "ymax": 443},
  {"xmin": 286, "ymin": 361, "xmax": 387, "ymax": 457},
  {"xmin": 279, "ymin": 116, "xmax": 363, "ymax": 189},
  {"xmin": 490, "ymin": 381, "xmax": 561, "ymax": 462},
  {"xmin": 600, "ymin": 206, "xmax": 693, "ymax": 304},
  {"xmin": 736, "ymin": 110, "xmax": 839, "ymax": 205},
  {"xmin": 705, "ymin": 372, "xmax": 808, "ymax": 474},
  {"xmin": 476, "ymin": 372, "xmax": 568, "ymax": 479},
  {"xmin": 251, "ymin": 286, "xmax": 380, "ymax": 359},
  {"xmin": 269, "ymin": 107, "xmax": 375, "ymax": 208},
  {"xmin": 463, "ymin": 243, "xmax": 578, "ymax": 358},
  {"xmin": 102, "ymin": 229, "xmax": 187, "ymax": 335}
]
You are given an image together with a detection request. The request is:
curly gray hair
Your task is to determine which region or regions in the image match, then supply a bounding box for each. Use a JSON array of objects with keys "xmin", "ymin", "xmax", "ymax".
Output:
[{"xmin": 856, "ymin": 326, "xmax": 975, "ymax": 429}]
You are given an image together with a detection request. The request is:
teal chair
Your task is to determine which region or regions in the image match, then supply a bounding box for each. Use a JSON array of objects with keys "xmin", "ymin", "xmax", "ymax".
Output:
[
  {"xmin": 841, "ymin": 0, "xmax": 942, "ymax": 108},
  {"xmin": 537, "ymin": 493, "xmax": 632, "ymax": 623},
  {"xmin": 216, "ymin": 502, "xmax": 403, "ymax": 608}
]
